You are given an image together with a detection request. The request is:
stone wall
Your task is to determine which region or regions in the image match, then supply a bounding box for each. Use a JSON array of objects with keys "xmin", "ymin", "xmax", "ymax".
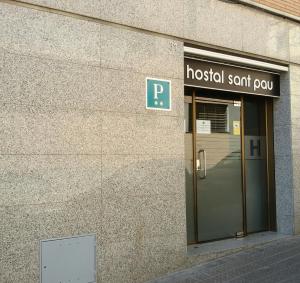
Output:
[
  {"xmin": 0, "ymin": 0, "xmax": 300, "ymax": 282},
  {"xmin": 0, "ymin": 2, "xmax": 185, "ymax": 282},
  {"xmin": 16, "ymin": 0, "xmax": 298, "ymax": 63}
]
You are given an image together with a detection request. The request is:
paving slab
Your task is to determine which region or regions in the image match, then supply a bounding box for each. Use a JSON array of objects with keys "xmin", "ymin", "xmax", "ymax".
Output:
[{"xmin": 148, "ymin": 235, "xmax": 300, "ymax": 283}]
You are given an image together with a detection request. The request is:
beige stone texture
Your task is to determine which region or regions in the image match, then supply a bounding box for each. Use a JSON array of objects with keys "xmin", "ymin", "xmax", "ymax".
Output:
[
  {"xmin": 289, "ymin": 23, "xmax": 300, "ymax": 64},
  {"xmin": 19, "ymin": 0, "xmax": 184, "ymax": 37},
  {"xmin": 0, "ymin": 196, "xmax": 102, "ymax": 282},
  {"xmin": 1, "ymin": 51, "xmax": 102, "ymax": 109},
  {"xmin": 0, "ymin": 104, "xmax": 102, "ymax": 155},
  {"xmin": 100, "ymin": 233, "xmax": 186, "ymax": 283},
  {"xmin": 99, "ymin": 0, "xmax": 184, "ymax": 37},
  {"xmin": 0, "ymin": 3, "xmax": 101, "ymax": 65},
  {"xmin": 184, "ymin": 0, "xmax": 244, "ymax": 51},
  {"xmin": 1, "ymin": 0, "xmax": 300, "ymax": 282},
  {"xmin": 241, "ymin": 10, "xmax": 289, "ymax": 61},
  {"xmin": 100, "ymin": 24, "xmax": 183, "ymax": 79},
  {"xmin": 290, "ymin": 65, "xmax": 300, "ymax": 235},
  {"xmin": 0, "ymin": 155, "xmax": 102, "ymax": 206},
  {"xmin": 0, "ymin": 2, "xmax": 186, "ymax": 283},
  {"xmin": 17, "ymin": 0, "xmax": 300, "ymax": 64},
  {"xmin": 102, "ymin": 154, "xmax": 185, "ymax": 198},
  {"xmin": 101, "ymin": 112, "xmax": 184, "ymax": 155}
]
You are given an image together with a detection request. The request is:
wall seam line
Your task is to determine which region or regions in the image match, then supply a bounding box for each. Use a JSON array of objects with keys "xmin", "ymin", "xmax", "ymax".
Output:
[{"xmin": 0, "ymin": 0, "xmax": 297, "ymax": 66}]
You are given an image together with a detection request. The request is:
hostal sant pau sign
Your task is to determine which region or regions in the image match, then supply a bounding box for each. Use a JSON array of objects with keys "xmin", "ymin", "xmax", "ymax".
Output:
[{"xmin": 184, "ymin": 58, "xmax": 280, "ymax": 97}]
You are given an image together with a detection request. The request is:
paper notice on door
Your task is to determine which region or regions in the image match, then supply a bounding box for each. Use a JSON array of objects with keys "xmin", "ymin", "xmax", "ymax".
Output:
[
  {"xmin": 234, "ymin": 101, "xmax": 241, "ymax": 107},
  {"xmin": 197, "ymin": 120, "xmax": 211, "ymax": 134},
  {"xmin": 233, "ymin": 120, "xmax": 240, "ymax": 135}
]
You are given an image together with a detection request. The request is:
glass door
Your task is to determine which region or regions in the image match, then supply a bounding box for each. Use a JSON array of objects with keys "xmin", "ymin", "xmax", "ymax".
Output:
[
  {"xmin": 184, "ymin": 88, "xmax": 276, "ymax": 244},
  {"xmin": 195, "ymin": 97, "xmax": 244, "ymax": 242},
  {"xmin": 244, "ymin": 95, "xmax": 268, "ymax": 233}
]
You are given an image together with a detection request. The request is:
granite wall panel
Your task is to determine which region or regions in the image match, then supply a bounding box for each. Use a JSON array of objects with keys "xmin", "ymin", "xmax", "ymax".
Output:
[
  {"xmin": 273, "ymin": 71, "xmax": 294, "ymax": 234},
  {"xmin": 0, "ymin": 104, "xmax": 102, "ymax": 155},
  {"xmin": 19, "ymin": 0, "xmax": 184, "ymax": 37},
  {"xmin": 0, "ymin": 3, "xmax": 186, "ymax": 283},
  {"xmin": 0, "ymin": 3, "xmax": 101, "ymax": 65},
  {"xmin": 1, "ymin": 1, "xmax": 300, "ymax": 282},
  {"xmin": 290, "ymin": 66, "xmax": 300, "ymax": 235},
  {"xmin": 16, "ymin": 0, "xmax": 299, "ymax": 64}
]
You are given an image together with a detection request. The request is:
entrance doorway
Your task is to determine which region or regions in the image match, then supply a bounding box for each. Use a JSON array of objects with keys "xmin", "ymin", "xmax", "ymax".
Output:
[{"xmin": 185, "ymin": 88, "xmax": 276, "ymax": 244}]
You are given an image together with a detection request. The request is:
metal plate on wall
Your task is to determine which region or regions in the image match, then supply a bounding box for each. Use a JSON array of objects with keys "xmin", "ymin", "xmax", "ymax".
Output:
[{"xmin": 40, "ymin": 234, "xmax": 96, "ymax": 283}]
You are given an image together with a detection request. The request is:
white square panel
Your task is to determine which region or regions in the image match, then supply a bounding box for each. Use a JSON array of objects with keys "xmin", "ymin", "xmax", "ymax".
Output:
[{"xmin": 40, "ymin": 234, "xmax": 96, "ymax": 283}]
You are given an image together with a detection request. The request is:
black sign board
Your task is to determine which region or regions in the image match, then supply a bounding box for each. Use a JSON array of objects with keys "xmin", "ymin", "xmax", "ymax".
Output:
[{"xmin": 184, "ymin": 58, "xmax": 280, "ymax": 97}]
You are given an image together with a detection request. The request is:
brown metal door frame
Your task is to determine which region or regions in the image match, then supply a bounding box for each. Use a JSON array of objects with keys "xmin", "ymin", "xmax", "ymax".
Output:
[
  {"xmin": 188, "ymin": 88, "xmax": 276, "ymax": 244},
  {"xmin": 265, "ymin": 98, "xmax": 277, "ymax": 231},
  {"xmin": 192, "ymin": 90, "xmax": 198, "ymax": 243},
  {"xmin": 241, "ymin": 95, "xmax": 247, "ymax": 237}
]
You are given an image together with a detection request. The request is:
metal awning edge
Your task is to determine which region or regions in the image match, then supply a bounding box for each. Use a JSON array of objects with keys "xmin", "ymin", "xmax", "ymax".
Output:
[{"xmin": 184, "ymin": 46, "xmax": 289, "ymax": 72}]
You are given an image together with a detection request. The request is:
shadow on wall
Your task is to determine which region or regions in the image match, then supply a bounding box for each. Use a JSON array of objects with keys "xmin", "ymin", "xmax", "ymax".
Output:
[{"xmin": 1, "ymin": 157, "xmax": 186, "ymax": 283}]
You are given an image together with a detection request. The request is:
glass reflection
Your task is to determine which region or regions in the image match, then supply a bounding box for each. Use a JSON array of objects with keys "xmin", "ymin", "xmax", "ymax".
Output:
[
  {"xmin": 196, "ymin": 100, "xmax": 243, "ymax": 242},
  {"xmin": 244, "ymin": 96, "xmax": 268, "ymax": 233}
]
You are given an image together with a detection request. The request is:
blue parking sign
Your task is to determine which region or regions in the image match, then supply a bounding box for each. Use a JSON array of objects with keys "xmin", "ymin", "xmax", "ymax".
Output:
[{"xmin": 146, "ymin": 78, "xmax": 171, "ymax": 111}]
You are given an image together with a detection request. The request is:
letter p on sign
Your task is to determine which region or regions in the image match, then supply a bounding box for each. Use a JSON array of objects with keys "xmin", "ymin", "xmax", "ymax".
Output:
[{"xmin": 146, "ymin": 78, "xmax": 171, "ymax": 111}]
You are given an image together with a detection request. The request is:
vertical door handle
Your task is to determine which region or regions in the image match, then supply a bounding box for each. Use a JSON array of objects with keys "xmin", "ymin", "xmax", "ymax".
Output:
[{"xmin": 197, "ymin": 149, "xmax": 206, "ymax": 179}]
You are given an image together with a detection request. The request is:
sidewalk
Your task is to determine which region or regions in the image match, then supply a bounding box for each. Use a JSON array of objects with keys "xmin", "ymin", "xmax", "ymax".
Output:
[{"xmin": 148, "ymin": 235, "xmax": 300, "ymax": 283}]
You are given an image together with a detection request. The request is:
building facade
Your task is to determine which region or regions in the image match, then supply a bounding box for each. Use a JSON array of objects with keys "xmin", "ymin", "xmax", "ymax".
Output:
[{"xmin": 0, "ymin": 0, "xmax": 300, "ymax": 282}]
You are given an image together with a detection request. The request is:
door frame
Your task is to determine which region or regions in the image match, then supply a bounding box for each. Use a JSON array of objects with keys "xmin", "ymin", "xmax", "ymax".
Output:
[{"xmin": 186, "ymin": 88, "xmax": 276, "ymax": 244}]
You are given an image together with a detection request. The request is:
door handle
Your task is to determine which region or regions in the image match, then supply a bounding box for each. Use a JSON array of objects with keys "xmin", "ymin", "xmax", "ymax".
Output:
[{"xmin": 197, "ymin": 149, "xmax": 206, "ymax": 179}]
